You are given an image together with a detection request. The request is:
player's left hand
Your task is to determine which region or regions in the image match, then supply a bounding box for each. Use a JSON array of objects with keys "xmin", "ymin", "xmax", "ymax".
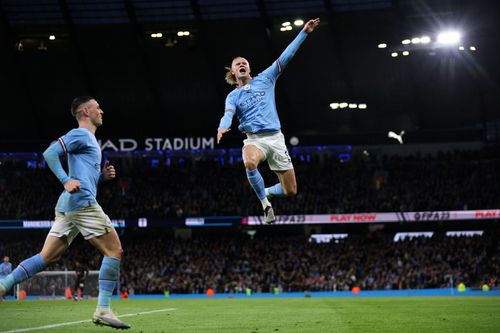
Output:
[
  {"xmin": 217, "ymin": 128, "xmax": 231, "ymax": 144},
  {"xmin": 303, "ymin": 18, "xmax": 320, "ymax": 33},
  {"xmin": 102, "ymin": 161, "xmax": 116, "ymax": 180}
]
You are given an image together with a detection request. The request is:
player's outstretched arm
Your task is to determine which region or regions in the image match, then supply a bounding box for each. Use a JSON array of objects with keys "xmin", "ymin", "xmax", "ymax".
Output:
[
  {"xmin": 43, "ymin": 142, "xmax": 80, "ymax": 193},
  {"xmin": 275, "ymin": 18, "xmax": 320, "ymax": 71}
]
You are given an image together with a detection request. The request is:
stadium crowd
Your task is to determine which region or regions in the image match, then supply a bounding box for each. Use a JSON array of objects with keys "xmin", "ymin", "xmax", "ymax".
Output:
[
  {"xmin": 1, "ymin": 148, "xmax": 499, "ymax": 295},
  {"xmin": 1, "ymin": 233, "xmax": 498, "ymax": 294},
  {"xmin": 1, "ymin": 149, "xmax": 500, "ymax": 219}
]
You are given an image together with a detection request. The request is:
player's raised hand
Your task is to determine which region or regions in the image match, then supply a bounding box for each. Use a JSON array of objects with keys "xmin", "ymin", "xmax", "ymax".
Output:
[
  {"xmin": 102, "ymin": 161, "xmax": 116, "ymax": 180},
  {"xmin": 217, "ymin": 128, "xmax": 231, "ymax": 144},
  {"xmin": 303, "ymin": 18, "xmax": 320, "ymax": 33},
  {"xmin": 64, "ymin": 179, "xmax": 81, "ymax": 193}
]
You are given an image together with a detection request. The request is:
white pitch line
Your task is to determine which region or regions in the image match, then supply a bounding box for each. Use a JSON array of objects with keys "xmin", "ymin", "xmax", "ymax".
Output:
[{"xmin": 0, "ymin": 308, "xmax": 176, "ymax": 333}]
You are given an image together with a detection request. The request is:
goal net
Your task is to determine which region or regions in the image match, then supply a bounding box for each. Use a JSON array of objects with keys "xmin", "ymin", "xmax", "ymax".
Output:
[{"xmin": 16, "ymin": 270, "xmax": 99, "ymax": 298}]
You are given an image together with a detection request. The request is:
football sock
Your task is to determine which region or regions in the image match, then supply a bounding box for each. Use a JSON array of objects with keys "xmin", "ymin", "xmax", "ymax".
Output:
[
  {"xmin": 0, "ymin": 254, "xmax": 46, "ymax": 291},
  {"xmin": 246, "ymin": 168, "xmax": 271, "ymax": 209},
  {"xmin": 97, "ymin": 256, "xmax": 120, "ymax": 309},
  {"xmin": 266, "ymin": 183, "xmax": 286, "ymax": 198}
]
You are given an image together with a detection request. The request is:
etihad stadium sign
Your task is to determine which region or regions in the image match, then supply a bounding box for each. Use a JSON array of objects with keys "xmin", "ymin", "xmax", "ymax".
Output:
[{"xmin": 98, "ymin": 137, "xmax": 215, "ymax": 151}]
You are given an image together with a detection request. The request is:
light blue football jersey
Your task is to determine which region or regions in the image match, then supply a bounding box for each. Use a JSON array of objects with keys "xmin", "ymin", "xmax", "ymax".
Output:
[
  {"xmin": 223, "ymin": 30, "xmax": 308, "ymax": 134},
  {"xmin": 51, "ymin": 128, "xmax": 102, "ymax": 212}
]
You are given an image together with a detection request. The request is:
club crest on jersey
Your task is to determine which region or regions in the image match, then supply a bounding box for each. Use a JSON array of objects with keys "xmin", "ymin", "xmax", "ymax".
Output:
[{"xmin": 243, "ymin": 84, "xmax": 250, "ymax": 90}]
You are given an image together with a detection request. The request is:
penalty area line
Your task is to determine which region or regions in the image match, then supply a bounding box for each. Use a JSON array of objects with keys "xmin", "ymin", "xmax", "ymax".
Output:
[{"xmin": 0, "ymin": 308, "xmax": 177, "ymax": 333}]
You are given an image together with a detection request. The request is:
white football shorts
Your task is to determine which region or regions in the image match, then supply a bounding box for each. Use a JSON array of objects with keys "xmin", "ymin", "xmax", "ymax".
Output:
[
  {"xmin": 49, "ymin": 205, "xmax": 114, "ymax": 244},
  {"xmin": 243, "ymin": 131, "xmax": 293, "ymax": 171}
]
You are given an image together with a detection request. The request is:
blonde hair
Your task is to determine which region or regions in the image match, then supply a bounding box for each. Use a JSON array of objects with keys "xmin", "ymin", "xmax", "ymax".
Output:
[{"xmin": 225, "ymin": 67, "xmax": 237, "ymax": 85}]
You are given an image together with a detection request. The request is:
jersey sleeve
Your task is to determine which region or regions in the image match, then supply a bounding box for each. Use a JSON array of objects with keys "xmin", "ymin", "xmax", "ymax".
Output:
[
  {"xmin": 219, "ymin": 94, "xmax": 237, "ymax": 130},
  {"xmin": 43, "ymin": 129, "xmax": 89, "ymax": 185},
  {"xmin": 224, "ymin": 92, "xmax": 237, "ymax": 112},
  {"xmin": 43, "ymin": 141, "xmax": 70, "ymax": 184},
  {"xmin": 260, "ymin": 30, "xmax": 308, "ymax": 82},
  {"xmin": 58, "ymin": 129, "xmax": 89, "ymax": 154},
  {"xmin": 260, "ymin": 62, "xmax": 281, "ymax": 84}
]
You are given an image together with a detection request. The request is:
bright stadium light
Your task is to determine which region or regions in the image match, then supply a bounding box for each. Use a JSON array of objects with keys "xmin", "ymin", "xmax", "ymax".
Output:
[
  {"xmin": 285, "ymin": 26, "xmax": 292, "ymax": 31},
  {"xmin": 339, "ymin": 102, "xmax": 348, "ymax": 108},
  {"xmin": 150, "ymin": 33, "xmax": 156, "ymax": 38},
  {"xmin": 329, "ymin": 103, "xmax": 339, "ymax": 109},
  {"xmin": 437, "ymin": 31, "xmax": 461, "ymax": 45},
  {"xmin": 294, "ymin": 19, "xmax": 304, "ymax": 26},
  {"xmin": 183, "ymin": 31, "xmax": 190, "ymax": 36},
  {"xmin": 402, "ymin": 39, "xmax": 411, "ymax": 45},
  {"xmin": 469, "ymin": 46, "xmax": 476, "ymax": 51},
  {"xmin": 282, "ymin": 21, "xmax": 291, "ymax": 27},
  {"xmin": 49, "ymin": 35, "xmax": 55, "ymax": 41},
  {"xmin": 348, "ymin": 103, "xmax": 357, "ymax": 109},
  {"xmin": 411, "ymin": 37, "xmax": 421, "ymax": 44},
  {"xmin": 378, "ymin": 43, "xmax": 387, "ymax": 49},
  {"xmin": 420, "ymin": 36, "xmax": 431, "ymax": 44},
  {"xmin": 177, "ymin": 31, "xmax": 184, "ymax": 37},
  {"xmin": 402, "ymin": 51, "xmax": 409, "ymax": 56},
  {"xmin": 391, "ymin": 52, "xmax": 398, "ymax": 57},
  {"xmin": 280, "ymin": 27, "xmax": 287, "ymax": 32},
  {"xmin": 458, "ymin": 46, "xmax": 465, "ymax": 50},
  {"xmin": 358, "ymin": 104, "xmax": 367, "ymax": 109},
  {"xmin": 156, "ymin": 33, "xmax": 163, "ymax": 38}
]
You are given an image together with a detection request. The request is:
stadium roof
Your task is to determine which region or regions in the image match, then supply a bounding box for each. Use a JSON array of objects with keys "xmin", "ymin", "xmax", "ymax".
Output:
[{"xmin": 1, "ymin": 0, "xmax": 467, "ymax": 26}]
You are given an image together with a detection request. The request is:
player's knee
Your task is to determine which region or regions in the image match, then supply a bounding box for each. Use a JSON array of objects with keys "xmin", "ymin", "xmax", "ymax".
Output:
[
  {"xmin": 42, "ymin": 253, "xmax": 61, "ymax": 265},
  {"xmin": 107, "ymin": 247, "xmax": 123, "ymax": 260},
  {"xmin": 244, "ymin": 159, "xmax": 258, "ymax": 170}
]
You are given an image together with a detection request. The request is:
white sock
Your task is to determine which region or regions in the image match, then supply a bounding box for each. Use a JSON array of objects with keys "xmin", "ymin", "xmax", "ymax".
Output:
[
  {"xmin": 96, "ymin": 306, "xmax": 110, "ymax": 313},
  {"xmin": 260, "ymin": 197, "xmax": 271, "ymax": 210}
]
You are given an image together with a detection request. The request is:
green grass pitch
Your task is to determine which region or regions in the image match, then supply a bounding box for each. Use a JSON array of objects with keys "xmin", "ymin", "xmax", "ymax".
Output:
[{"xmin": 1, "ymin": 297, "xmax": 499, "ymax": 333}]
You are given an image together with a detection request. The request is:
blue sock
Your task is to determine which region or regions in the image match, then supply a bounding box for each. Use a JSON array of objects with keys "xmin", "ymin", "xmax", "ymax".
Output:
[
  {"xmin": 0, "ymin": 254, "xmax": 46, "ymax": 291},
  {"xmin": 98, "ymin": 256, "xmax": 120, "ymax": 309},
  {"xmin": 267, "ymin": 183, "xmax": 286, "ymax": 198},
  {"xmin": 246, "ymin": 168, "xmax": 266, "ymax": 200}
]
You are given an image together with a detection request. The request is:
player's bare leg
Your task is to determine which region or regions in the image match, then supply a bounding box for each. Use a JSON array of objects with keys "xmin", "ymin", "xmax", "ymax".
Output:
[
  {"xmin": 89, "ymin": 229, "xmax": 130, "ymax": 330},
  {"xmin": 243, "ymin": 145, "xmax": 275, "ymax": 223},
  {"xmin": 0, "ymin": 235, "xmax": 67, "ymax": 298},
  {"xmin": 242, "ymin": 144, "xmax": 265, "ymax": 171},
  {"xmin": 40, "ymin": 235, "xmax": 69, "ymax": 264},
  {"xmin": 266, "ymin": 168, "xmax": 297, "ymax": 199},
  {"xmin": 275, "ymin": 169, "xmax": 297, "ymax": 197},
  {"xmin": 88, "ymin": 228, "xmax": 123, "ymax": 259}
]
